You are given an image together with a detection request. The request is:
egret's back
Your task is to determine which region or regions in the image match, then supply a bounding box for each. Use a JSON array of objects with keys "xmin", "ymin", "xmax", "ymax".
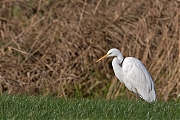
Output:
[{"xmin": 122, "ymin": 57, "xmax": 156, "ymax": 102}]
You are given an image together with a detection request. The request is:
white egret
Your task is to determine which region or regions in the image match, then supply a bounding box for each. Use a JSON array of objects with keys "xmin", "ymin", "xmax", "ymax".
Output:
[{"xmin": 96, "ymin": 48, "xmax": 156, "ymax": 102}]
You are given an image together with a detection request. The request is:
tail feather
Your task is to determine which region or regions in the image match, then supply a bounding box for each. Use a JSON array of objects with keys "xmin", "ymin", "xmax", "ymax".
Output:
[{"xmin": 146, "ymin": 89, "xmax": 156, "ymax": 102}]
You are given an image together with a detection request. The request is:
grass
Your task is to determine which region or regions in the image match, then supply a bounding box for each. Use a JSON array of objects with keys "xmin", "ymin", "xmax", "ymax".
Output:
[{"xmin": 0, "ymin": 95, "xmax": 179, "ymax": 120}]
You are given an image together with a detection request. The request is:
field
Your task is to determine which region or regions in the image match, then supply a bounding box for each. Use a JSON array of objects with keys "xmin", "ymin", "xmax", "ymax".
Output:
[
  {"xmin": 0, "ymin": 95, "xmax": 179, "ymax": 120},
  {"xmin": 1, "ymin": 1, "xmax": 180, "ymax": 119}
]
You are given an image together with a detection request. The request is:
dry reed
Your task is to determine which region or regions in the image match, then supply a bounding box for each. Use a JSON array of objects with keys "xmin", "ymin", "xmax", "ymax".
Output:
[{"xmin": 0, "ymin": 0, "xmax": 180, "ymax": 101}]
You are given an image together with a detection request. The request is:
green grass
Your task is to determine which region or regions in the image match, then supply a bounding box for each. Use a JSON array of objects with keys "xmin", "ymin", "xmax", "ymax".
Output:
[{"xmin": 0, "ymin": 95, "xmax": 179, "ymax": 120}]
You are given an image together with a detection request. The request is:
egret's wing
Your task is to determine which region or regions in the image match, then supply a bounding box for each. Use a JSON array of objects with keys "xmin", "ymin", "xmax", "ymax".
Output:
[{"xmin": 122, "ymin": 57, "xmax": 156, "ymax": 102}]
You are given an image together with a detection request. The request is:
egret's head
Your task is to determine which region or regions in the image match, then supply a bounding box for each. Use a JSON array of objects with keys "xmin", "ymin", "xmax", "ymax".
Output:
[
  {"xmin": 96, "ymin": 48, "xmax": 121, "ymax": 62},
  {"xmin": 107, "ymin": 48, "xmax": 120, "ymax": 57}
]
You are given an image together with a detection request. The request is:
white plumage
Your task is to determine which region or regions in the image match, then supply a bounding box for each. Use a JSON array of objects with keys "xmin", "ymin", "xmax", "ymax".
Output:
[{"xmin": 96, "ymin": 48, "xmax": 156, "ymax": 102}]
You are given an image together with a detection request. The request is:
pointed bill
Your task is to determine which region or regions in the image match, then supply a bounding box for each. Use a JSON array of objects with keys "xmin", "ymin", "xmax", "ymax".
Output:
[{"xmin": 96, "ymin": 54, "xmax": 109, "ymax": 62}]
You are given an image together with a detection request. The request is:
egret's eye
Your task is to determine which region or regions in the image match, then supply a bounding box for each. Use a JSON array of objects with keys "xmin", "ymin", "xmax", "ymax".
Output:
[{"xmin": 108, "ymin": 53, "xmax": 112, "ymax": 55}]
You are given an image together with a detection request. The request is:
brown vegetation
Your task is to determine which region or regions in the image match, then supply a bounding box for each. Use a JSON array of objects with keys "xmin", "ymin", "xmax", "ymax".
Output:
[{"xmin": 0, "ymin": 0, "xmax": 180, "ymax": 101}]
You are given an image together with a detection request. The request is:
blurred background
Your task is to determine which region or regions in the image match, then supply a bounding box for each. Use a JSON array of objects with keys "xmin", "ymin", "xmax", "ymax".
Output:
[{"xmin": 0, "ymin": 0, "xmax": 180, "ymax": 101}]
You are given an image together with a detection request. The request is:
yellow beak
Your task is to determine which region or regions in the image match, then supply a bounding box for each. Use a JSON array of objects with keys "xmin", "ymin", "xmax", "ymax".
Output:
[{"xmin": 96, "ymin": 54, "xmax": 109, "ymax": 62}]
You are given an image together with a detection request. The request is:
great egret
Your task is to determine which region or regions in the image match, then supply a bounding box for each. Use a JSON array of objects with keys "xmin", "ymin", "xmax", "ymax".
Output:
[{"xmin": 96, "ymin": 48, "xmax": 156, "ymax": 102}]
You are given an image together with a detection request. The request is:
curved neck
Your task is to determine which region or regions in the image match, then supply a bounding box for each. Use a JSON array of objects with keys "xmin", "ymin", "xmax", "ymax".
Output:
[
  {"xmin": 112, "ymin": 57, "xmax": 124, "ymax": 83},
  {"xmin": 117, "ymin": 52, "xmax": 124, "ymax": 63}
]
